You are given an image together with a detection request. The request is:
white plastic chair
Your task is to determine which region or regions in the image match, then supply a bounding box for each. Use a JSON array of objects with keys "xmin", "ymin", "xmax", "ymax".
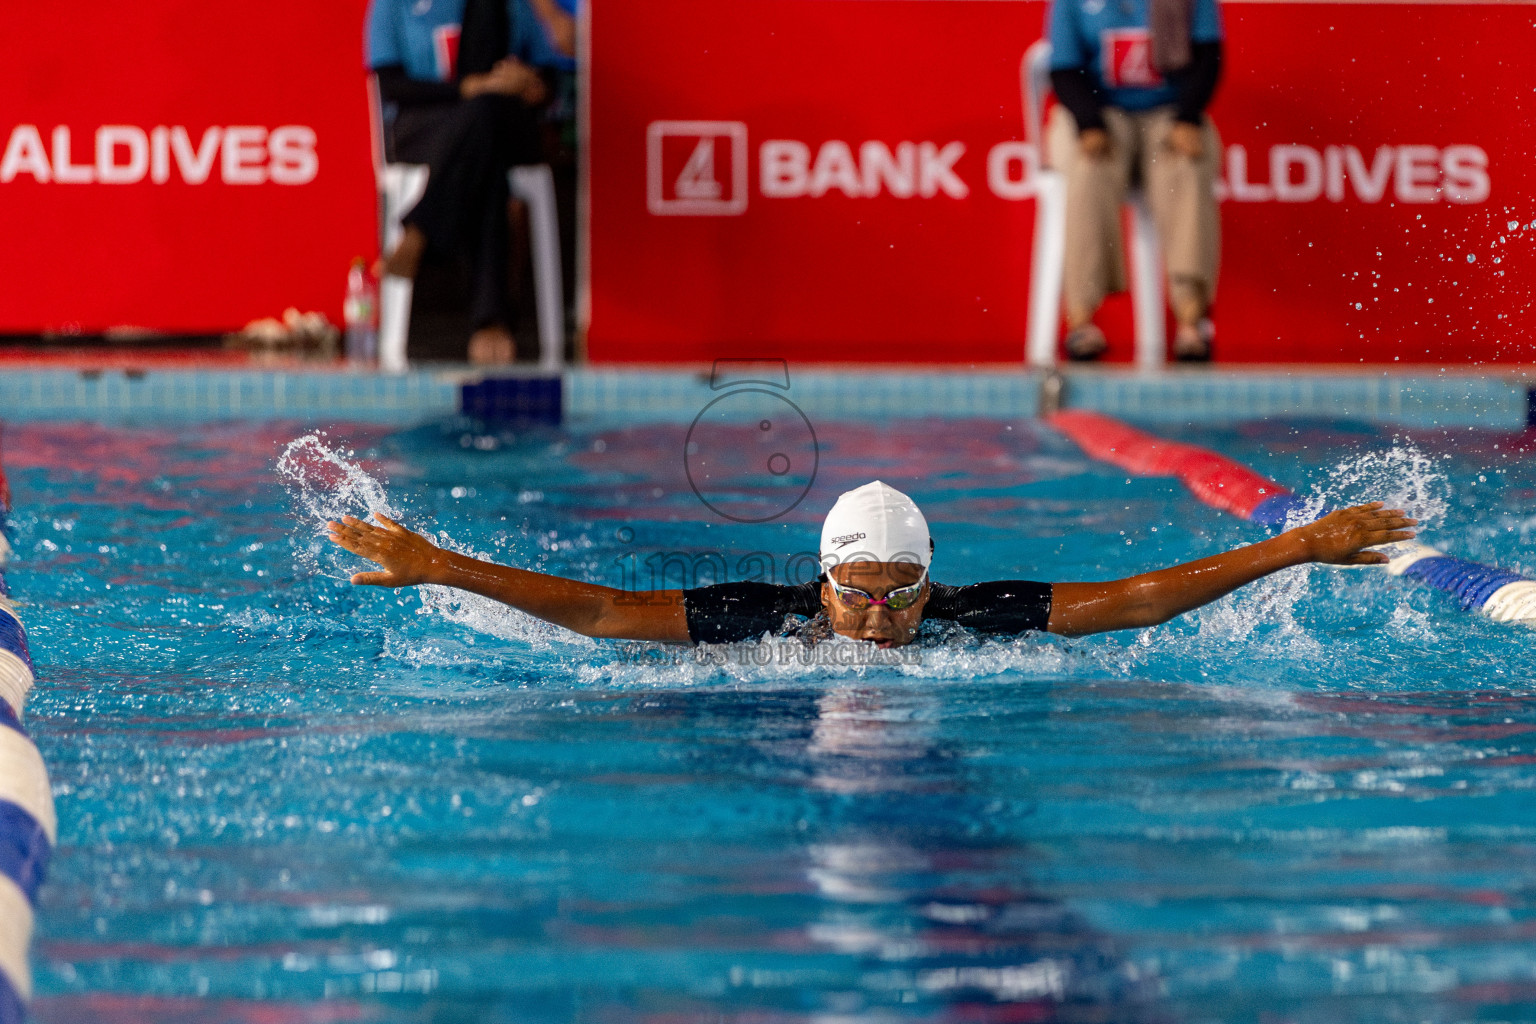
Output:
[
  {"xmin": 1022, "ymin": 40, "xmax": 1165, "ymax": 371},
  {"xmin": 377, "ymin": 162, "xmax": 566, "ymax": 374},
  {"xmin": 377, "ymin": 163, "xmax": 427, "ymax": 374},
  {"xmin": 366, "ymin": 74, "xmax": 567, "ymax": 374}
]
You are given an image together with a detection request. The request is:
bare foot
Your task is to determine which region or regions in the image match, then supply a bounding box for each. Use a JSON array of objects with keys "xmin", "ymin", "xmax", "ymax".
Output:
[
  {"xmin": 468, "ymin": 326, "xmax": 516, "ymax": 365},
  {"xmin": 381, "ymin": 224, "xmax": 427, "ymax": 280}
]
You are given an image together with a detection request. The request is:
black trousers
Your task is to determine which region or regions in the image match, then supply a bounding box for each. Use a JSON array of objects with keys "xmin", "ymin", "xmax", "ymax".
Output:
[{"xmin": 386, "ymin": 0, "xmax": 542, "ymax": 332}]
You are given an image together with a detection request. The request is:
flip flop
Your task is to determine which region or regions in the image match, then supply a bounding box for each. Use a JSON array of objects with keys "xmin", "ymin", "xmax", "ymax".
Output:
[{"xmin": 1173, "ymin": 319, "xmax": 1214, "ymax": 362}]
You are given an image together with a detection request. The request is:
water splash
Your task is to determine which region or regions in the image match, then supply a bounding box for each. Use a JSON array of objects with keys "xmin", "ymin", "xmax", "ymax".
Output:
[
  {"xmin": 277, "ymin": 433, "xmax": 401, "ymax": 582},
  {"xmin": 576, "ymin": 629, "xmax": 1082, "ymax": 690},
  {"xmin": 414, "ymin": 569, "xmax": 588, "ymax": 652},
  {"xmin": 270, "ymin": 432, "xmax": 1461, "ymax": 689},
  {"xmin": 1143, "ymin": 443, "xmax": 1448, "ymax": 656},
  {"xmin": 1384, "ymin": 602, "xmax": 1437, "ymax": 644},
  {"xmin": 1308, "ymin": 441, "xmax": 1450, "ymax": 529},
  {"xmin": 277, "ymin": 433, "xmax": 586, "ymax": 651},
  {"xmin": 277, "ymin": 433, "xmax": 398, "ymax": 525},
  {"xmin": 1193, "ymin": 562, "xmax": 1320, "ymax": 653}
]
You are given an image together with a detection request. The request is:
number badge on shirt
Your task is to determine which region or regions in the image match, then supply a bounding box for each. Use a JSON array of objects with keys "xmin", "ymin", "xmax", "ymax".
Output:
[
  {"xmin": 1101, "ymin": 28, "xmax": 1164, "ymax": 89},
  {"xmin": 433, "ymin": 24, "xmax": 461, "ymax": 80}
]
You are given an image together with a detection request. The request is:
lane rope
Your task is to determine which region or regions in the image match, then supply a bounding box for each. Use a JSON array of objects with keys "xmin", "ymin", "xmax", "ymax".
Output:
[
  {"xmin": 1047, "ymin": 410, "xmax": 1536, "ymax": 626},
  {"xmin": 0, "ymin": 427, "xmax": 54, "ymax": 1022}
]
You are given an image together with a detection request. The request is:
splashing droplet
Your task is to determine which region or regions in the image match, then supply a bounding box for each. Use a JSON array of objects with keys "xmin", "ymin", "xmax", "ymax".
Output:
[
  {"xmin": 276, "ymin": 433, "xmax": 571, "ymax": 648},
  {"xmin": 277, "ymin": 433, "xmax": 396, "ymax": 525}
]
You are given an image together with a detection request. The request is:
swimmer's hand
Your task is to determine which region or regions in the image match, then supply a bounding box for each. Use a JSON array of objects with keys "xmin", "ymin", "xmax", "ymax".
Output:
[
  {"xmin": 1294, "ymin": 502, "xmax": 1418, "ymax": 565},
  {"xmin": 326, "ymin": 514, "xmax": 443, "ymax": 587}
]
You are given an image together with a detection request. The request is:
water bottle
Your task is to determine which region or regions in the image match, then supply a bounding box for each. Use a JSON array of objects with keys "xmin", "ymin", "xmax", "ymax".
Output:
[{"xmin": 343, "ymin": 258, "xmax": 378, "ymax": 365}]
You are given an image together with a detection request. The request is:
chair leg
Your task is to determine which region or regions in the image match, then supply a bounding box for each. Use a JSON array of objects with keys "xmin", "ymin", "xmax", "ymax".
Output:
[
  {"xmin": 378, "ymin": 275, "xmax": 413, "ymax": 374},
  {"xmin": 1027, "ymin": 169, "xmax": 1067, "ymax": 368},
  {"xmin": 377, "ymin": 165, "xmax": 430, "ymax": 373},
  {"xmin": 509, "ymin": 164, "xmax": 566, "ymax": 373},
  {"xmin": 1127, "ymin": 195, "xmax": 1166, "ymax": 372}
]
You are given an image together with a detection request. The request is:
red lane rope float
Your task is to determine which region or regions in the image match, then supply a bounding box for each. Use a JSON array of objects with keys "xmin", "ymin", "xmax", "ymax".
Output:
[{"xmin": 1046, "ymin": 410, "xmax": 1293, "ymax": 520}]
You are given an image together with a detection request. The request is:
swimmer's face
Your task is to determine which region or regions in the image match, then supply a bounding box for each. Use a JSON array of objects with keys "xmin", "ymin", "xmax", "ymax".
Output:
[{"xmin": 822, "ymin": 560, "xmax": 929, "ymax": 648}]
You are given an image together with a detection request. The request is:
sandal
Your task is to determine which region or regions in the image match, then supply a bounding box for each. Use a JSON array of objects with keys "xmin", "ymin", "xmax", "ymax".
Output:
[
  {"xmin": 1173, "ymin": 318, "xmax": 1214, "ymax": 362},
  {"xmin": 1064, "ymin": 324, "xmax": 1108, "ymax": 362}
]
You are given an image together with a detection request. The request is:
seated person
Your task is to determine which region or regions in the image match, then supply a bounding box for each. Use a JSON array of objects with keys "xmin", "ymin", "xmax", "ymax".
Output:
[
  {"xmin": 327, "ymin": 481, "xmax": 1415, "ymax": 647},
  {"xmin": 1046, "ymin": 0, "xmax": 1225, "ymax": 361},
  {"xmin": 368, "ymin": 0, "xmax": 549, "ymax": 364}
]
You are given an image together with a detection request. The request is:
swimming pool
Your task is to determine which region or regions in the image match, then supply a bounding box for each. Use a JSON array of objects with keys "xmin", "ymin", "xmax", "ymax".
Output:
[{"xmin": 7, "ymin": 410, "xmax": 1536, "ymax": 1023}]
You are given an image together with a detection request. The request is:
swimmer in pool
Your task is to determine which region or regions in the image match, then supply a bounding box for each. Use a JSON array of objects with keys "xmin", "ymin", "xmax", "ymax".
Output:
[{"xmin": 327, "ymin": 481, "xmax": 1416, "ymax": 647}]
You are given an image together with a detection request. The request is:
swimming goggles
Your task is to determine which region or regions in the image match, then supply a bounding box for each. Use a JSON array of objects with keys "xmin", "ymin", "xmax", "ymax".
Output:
[{"xmin": 827, "ymin": 569, "xmax": 928, "ymax": 611}]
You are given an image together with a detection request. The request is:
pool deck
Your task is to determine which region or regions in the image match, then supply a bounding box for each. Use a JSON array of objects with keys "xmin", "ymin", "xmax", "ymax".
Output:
[{"xmin": 0, "ymin": 351, "xmax": 1531, "ymax": 428}]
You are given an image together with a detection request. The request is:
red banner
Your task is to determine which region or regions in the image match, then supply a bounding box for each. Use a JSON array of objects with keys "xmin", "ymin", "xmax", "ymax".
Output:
[
  {"xmin": 0, "ymin": 1, "xmax": 377, "ymax": 335},
  {"xmin": 586, "ymin": 0, "xmax": 1536, "ymax": 364}
]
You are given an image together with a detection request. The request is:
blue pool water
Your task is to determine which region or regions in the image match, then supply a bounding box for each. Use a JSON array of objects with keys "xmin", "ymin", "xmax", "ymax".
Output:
[{"xmin": 6, "ymin": 414, "xmax": 1536, "ymax": 1023}]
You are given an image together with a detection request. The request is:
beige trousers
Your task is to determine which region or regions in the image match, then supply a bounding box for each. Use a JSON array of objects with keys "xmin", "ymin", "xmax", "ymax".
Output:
[{"xmin": 1045, "ymin": 104, "xmax": 1221, "ymax": 322}]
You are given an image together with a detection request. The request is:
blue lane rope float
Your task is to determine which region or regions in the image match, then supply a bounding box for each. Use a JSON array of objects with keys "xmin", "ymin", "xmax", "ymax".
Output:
[
  {"xmin": 0, "ymin": 430, "xmax": 56, "ymax": 1024},
  {"xmin": 1381, "ymin": 543, "xmax": 1536, "ymax": 622},
  {"xmin": 1048, "ymin": 410, "xmax": 1536, "ymax": 627}
]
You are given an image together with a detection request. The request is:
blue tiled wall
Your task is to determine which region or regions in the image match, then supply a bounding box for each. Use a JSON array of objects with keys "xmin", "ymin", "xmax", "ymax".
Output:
[
  {"xmin": 0, "ymin": 367, "xmax": 1527, "ymax": 429},
  {"xmin": 0, "ymin": 370, "xmax": 460, "ymax": 423},
  {"xmin": 564, "ymin": 369, "xmax": 1529, "ymax": 429}
]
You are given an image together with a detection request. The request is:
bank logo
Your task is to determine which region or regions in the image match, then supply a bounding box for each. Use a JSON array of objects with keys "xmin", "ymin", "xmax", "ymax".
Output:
[
  {"xmin": 1101, "ymin": 29, "xmax": 1162, "ymax": 89},
  {"xmin": 647, "ymin": 120, "xmax": 748, "ymax": 216}
]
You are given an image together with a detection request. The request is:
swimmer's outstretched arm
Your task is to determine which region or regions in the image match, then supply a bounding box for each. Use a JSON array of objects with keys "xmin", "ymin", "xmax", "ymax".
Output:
[
  {"xmin": 1046, "ymin": 503, "xmax": 1417, "ymax": 636},
  {"xmin": 326, "ymin": 515, "xmax": 691, "ymax": 642}
]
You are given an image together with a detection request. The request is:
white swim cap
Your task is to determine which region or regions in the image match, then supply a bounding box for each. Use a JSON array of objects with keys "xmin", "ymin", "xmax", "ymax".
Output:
[{"xmin": 819, "ymin": 481, "xmax": 931, "ymax": 569}]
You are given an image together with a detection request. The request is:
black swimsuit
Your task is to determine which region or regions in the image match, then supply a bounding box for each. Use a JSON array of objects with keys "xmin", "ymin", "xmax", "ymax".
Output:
[{"xmin": 681, "ymin": 579, "xmax": 1053, "ymax": 644}]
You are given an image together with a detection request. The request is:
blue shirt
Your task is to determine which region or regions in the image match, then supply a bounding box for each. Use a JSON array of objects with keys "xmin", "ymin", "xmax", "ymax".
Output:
[
  {"xmin": 367, "ymin": 0, "xmax": 470, "ymax": 80},
  {"xmin": 511, "ymin": 0, "xmax": 577, "ymax": 73},
  {"xmin": 1047, "ymin": 0, "xmax": 1223, "ymax": 111},
  {"xmin": 366, "ymin": 0, "xmax": 574, "ymax": 79}
]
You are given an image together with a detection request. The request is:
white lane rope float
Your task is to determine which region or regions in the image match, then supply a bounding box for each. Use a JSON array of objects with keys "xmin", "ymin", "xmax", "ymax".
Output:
[{"xmin": 0, "ymin": 431, "xmax": 56, "ymax": 1024}]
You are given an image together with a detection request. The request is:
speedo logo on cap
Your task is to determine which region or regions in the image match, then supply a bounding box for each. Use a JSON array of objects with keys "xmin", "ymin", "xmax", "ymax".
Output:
[{"xmin": 830, "ymin": 532, "xmax": 866, "ymax": 549}]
